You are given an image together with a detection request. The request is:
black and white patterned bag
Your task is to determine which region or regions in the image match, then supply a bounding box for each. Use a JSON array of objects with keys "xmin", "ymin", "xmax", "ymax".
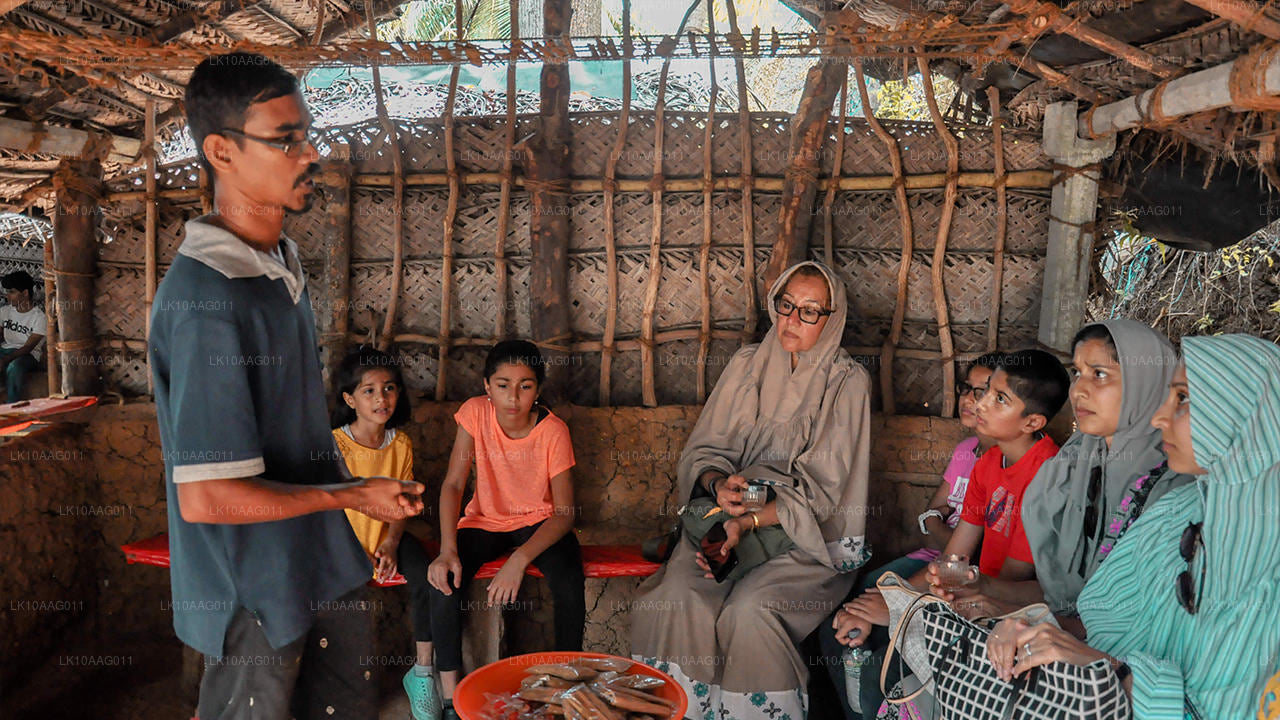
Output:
[{"xmin": 921, "ymin": 603, "xmax": 1131, "ymax": 720}]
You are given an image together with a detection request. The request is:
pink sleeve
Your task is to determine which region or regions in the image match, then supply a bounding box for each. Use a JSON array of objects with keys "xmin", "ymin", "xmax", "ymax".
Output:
[
  {"xmin": 453, "ymin": 397, "xmax": 482, "ymax": 438},
  {"xmin": 546, "ymin": 421, "xmax": 576, "ymax": 478}
]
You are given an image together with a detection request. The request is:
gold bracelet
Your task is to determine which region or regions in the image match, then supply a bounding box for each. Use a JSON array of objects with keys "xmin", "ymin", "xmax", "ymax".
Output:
[{"xmin": 750, "ymin": 512, "xmax": 760, "ymax": 531}]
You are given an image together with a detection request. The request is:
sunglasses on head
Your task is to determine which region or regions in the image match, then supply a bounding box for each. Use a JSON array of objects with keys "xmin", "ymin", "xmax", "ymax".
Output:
[{"xmin": 1177, "ymin": 521, "xmax": 1205, "ymax": 615}]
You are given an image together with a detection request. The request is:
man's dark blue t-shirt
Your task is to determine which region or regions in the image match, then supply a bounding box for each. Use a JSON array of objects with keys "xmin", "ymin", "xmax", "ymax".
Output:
[{"xmin": 150, "ymin": 217, "xmax": 370, "ymax": 657}]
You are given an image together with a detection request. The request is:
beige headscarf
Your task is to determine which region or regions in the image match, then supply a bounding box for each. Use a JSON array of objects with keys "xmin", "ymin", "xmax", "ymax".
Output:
[{"xmin": 675, "ymin": 261, "xmax": 872, "ymax": 571}]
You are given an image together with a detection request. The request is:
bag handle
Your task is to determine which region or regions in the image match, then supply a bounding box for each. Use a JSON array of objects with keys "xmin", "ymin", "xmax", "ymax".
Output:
[{"xmin": 879, "ymin": 577, "xmax": 948, "ymax": 704}]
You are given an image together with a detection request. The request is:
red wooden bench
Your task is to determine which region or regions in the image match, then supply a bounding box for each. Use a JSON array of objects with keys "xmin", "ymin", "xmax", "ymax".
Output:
[
  {"xmin": 124, "ymin": 530, "xmax": 660, "ymax": 712},
  {"xmin": 121, "ymin": 532, "xmax": 660, "ymax": 585}
]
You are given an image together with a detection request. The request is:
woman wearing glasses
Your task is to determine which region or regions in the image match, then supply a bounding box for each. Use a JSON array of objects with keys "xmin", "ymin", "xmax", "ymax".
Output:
[
  {"xmin": 988, "ymin": 334, "xmax": 1280, "ymax": 719},
  {"xmin": 631, "ymin": 261, "xmax": 873, "ymax": 720}
]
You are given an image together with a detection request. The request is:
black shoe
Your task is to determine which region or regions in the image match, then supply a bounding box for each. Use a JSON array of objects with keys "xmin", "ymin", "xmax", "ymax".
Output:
[{"xmin": 442, "ymin": 704, "xmax": 460, "ymax": 720}]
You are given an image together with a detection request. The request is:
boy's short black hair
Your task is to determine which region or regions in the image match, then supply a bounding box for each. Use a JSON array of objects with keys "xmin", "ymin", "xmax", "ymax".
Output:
[
  {"xmin": 484, "ymin": 340, "xmax": 546, "ymax": 386},
  {"xmin": 331, "ymin": 346, "xmax": 411, "ymax": 430},
  {"xmin": 1, "ymin": 270, "xmax": 35, "ymax": 294},
  {"xmin": 185, "ymin": 52, "xmax": 300, "ymax": 175},
  {"xmin": 995, "ymin": 349, "xmax": 1070, "ymax": 420}
]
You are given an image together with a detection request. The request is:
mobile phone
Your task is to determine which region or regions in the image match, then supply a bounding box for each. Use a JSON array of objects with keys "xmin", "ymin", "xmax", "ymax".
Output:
[{"xmin": 700, "ymin": 522, "xmax": 740, "ymax": 583}]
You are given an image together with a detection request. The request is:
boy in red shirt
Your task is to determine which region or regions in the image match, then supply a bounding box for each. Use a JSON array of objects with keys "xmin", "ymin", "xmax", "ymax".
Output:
[
  {"xmin": 837, "ymin": 349, "xmax": 1069, "ymax": 640},
  {"xmin": 922, "ymin": 348, "xmax": 1070, "ymax": 615}
]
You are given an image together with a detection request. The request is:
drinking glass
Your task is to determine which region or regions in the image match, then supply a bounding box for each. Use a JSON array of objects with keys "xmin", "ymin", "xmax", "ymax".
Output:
[
  {"xmin": 741, "ymin": 483, "xmax": 767, "ymax": 513},
  {"xmin": 936, "ymin": 553, "xmax": 976, "ymax": 588}
]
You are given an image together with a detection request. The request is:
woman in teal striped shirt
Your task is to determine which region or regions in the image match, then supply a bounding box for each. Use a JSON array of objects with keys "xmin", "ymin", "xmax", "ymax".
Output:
[{"xmin": 986, "ymin": 334, "xmax": 1280, "ymax": 719}]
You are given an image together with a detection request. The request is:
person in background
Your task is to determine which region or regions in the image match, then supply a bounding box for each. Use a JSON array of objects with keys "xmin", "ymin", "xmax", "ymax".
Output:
[{"xmin": 0, "ymin": 270, "xmax": 46, "ymax": 402}]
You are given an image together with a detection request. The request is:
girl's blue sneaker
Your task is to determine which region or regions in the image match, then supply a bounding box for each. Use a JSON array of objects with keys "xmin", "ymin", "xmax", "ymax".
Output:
[{"xmin": 403, "ymin": 668, "xmax": 441, "ymax": 720}]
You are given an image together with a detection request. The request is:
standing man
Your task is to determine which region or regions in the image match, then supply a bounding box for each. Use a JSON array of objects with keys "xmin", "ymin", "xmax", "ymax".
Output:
[
  {"xmin": 0, "ymin": 270, "xmax": 46, "ymax": 402},
  {"xmin": 150, "ymin": 52, "xmax": 423, "ymax": 719}
]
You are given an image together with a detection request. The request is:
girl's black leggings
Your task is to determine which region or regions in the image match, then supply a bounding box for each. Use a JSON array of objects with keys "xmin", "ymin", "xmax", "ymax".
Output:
[{"xmin": 426, "ymin": 522, "xmax": 586, "ymax": 671}]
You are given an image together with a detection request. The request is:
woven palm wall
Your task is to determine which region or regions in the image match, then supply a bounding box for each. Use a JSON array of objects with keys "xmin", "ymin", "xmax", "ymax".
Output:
[{"xmin": 93, "ymin": 111, "xmax": 1050, "ymax": 414}]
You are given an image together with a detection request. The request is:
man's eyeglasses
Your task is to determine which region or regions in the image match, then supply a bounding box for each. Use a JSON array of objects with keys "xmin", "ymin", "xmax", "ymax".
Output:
[
  {"xmin": 957, "ymin": 382, "xmax": 986, "ymax": 400},
  {"xmin": 773, "ymin": 296, "xmax": 833, "ymax": 325},
  {"xmin": 1177, "ymin": 521, "xmax": 1205, "ymax": 615},
  {"xmin": 219, "ymin": 127, "xmax": 319, "ymax": 158}
]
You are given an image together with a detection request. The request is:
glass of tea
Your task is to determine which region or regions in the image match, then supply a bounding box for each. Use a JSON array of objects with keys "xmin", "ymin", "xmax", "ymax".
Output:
[
  {"xmin": 741, "ymin": 483, "xmax": 768, "ymax": 513},
  {"xmin": 935, "ymin": 553, "xmax": 977, "ymax": 588}
]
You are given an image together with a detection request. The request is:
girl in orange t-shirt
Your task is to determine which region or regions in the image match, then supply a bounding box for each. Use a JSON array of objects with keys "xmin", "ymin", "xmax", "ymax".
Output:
[{"xmin": 427, "ymin": 340, "xmax": 583, "ymax": 715}]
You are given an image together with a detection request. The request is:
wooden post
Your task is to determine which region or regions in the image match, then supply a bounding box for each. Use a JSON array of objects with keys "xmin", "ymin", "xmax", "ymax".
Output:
[
  {"xmin": 523, "ymin": 0, "xmax": 573, "ymax": 400},
  {"xmin": 764, "ymin": 47, "xmax": 844, "ymax": 289},
  {"xmin": 918, "ymin": 55, "xmax": 958, "ymax": 418},
  {"xmin": 319, "ymin": 141, "xmax": 353, "ymax": 393},
  {"xmin": 640, "ymin": 0, "xmax": 702, "ymax": 407},
  {"xmin": 820, "ymin": 74, "xmax": 848, "ymax": 267},
  {"xmin": 1039, "ymin": 101, "xmax": 1114, "ymax": 351},
  {"xmin": 43, "ymin": 233, "xmax": 59, "ymax": 396},
  {"xmin": 368, "ymin": 2, "xmax": 404, "ymax": 352},
  {"xmin": 696, "ymin": 0, "xmax": 717, "ymax": 404},
  {"xmin": 437, "ymin": 0, "xmax": 464, "ymax": 401},
  {"xmin": 51, "ymin": 158, "xmax": 102, "ymax": 396},
  {"xmin": 855, "ymin": 59, "xmax": 913, "ymax": 415},
  {"xmin": 724, "ymin": 0, "xmax": 757, "ymax": 339},
  {"xmin": 495, "ymin": 0, "xmax": 520, "ymax": 342},
  {"xmin": 986, "ymin": 86, "xmax": 1007, "ymax": 353},
  {"xmin": 599, "ymin": 0, "xmax": 631, "ymax": 405},
  {"xmin": 144, "ymin": 98, "xmax": 157, "ymax": 395}
]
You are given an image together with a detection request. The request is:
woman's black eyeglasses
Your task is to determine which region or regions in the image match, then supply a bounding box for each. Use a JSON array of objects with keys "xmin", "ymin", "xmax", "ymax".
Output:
[
  {"xmin": 773, "ymin": 296, "xmax": 833, "ymax": 325},
  {"xmin": 219, "ymin": 127, "xmax": 319, "ymax": 158},
  {"xmin": 1177, "ymin": 521, "xmax": 1205, "ymax": 615},
  {"xmin": 956, "ymin": 382, "xmax": 986, "ymax": 400}
]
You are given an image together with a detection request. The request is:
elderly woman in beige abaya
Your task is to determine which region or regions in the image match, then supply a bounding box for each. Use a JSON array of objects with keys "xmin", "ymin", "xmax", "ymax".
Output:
[{"xmin": 631, "ymin": 261, "xmax": 873, "ymax": 720}]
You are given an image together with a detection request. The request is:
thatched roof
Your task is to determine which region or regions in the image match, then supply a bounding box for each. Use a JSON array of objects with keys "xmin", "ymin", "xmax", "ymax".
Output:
[{"xmin": 0, "ymin": 0, "xmax": 1275, "ymax": 221}]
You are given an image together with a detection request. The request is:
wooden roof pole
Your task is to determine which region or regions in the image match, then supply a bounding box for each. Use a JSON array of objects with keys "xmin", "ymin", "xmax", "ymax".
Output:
[
  {"xmin": 1179, "ymin": 0, "xmax": 1280, "ymax": 39},
  {"xmin": 1082, "ymin": 44, "xmax": 1280, "ymax": 138},
  {"xmin": 0, "ymin": 117, "xmax": 139, "ymax": 165},
  {"xmin": 1004, "ymin": 0, "xmax": 1182, "ymax": 78},
  {"xmin": 763, "ymin": 16, "xmax": 845, "ymax": 289}
]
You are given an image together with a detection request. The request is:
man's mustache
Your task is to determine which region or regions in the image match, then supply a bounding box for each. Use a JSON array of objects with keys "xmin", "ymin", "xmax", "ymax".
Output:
[{"xmin": 295, "ymin": 163, "xmax": 321, "ymax": 187}]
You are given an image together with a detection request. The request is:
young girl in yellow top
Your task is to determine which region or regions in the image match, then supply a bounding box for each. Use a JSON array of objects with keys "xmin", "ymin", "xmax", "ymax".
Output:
[{"xmin": 330, "ymin": 347, "xmax": 437, "ymax": 720}]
